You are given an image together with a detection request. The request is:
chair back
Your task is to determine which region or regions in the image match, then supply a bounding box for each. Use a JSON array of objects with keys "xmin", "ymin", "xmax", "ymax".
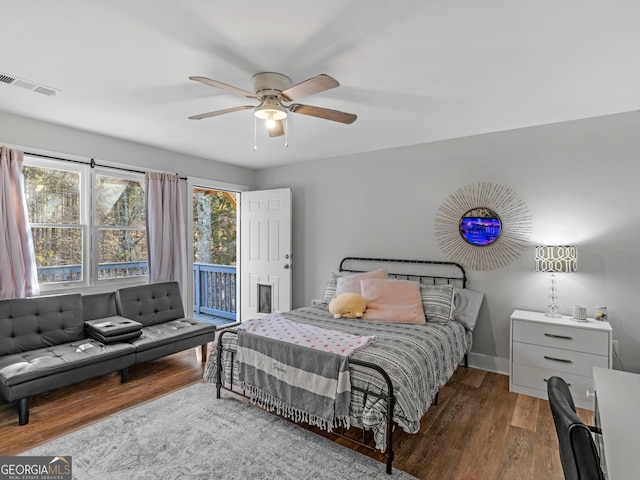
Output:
[{"xmin": 547, "ymin": 376, "xmax": 604, "ymax": 480}]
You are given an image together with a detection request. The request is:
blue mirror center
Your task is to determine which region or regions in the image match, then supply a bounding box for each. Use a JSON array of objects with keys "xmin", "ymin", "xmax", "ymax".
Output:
[{"xmin": 459, "ymin": 208, "xmax": 501, "ymax": 246}]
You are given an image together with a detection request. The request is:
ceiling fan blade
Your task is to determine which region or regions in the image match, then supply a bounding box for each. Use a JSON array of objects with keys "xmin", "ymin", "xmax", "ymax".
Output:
[
  {"xmin": 279, "ymin": 74, "xmax": 339, "ymax": 102},
  {"xmin": 189, "ymin": 76, "xmax": 260, "ymax": 99},
  {"xmin": 288, "ymin": 104, "xmax": 357, "ymax": 124},
  {"xmin": 188, "ymin": 105, "xmax": 254, "ymax": 120},
  {"xmin": 268, "ymin": 119, "xmax": 285, "ymax": 137}
]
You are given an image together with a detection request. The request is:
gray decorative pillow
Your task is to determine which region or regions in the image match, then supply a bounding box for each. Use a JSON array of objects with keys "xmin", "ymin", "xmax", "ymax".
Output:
[
  {"xmin": 420, "ymin": 284, "xmax": 456, "ymax": 323},
  {"xmin": 454, "ymin": 288, "xmax": 484, "ymax": 331},
  {"xmin": 321, "ymin": 272, "xmax": 341, "ymax": 304}
]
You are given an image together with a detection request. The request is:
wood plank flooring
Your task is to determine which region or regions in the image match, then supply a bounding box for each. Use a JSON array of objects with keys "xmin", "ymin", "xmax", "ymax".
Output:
[{"xmin": 0, "ymin": 345, "xmax": 593, "ymax": 479}]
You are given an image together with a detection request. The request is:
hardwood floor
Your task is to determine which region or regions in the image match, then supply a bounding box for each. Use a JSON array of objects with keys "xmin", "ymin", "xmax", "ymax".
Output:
[
  {"xmin": 0, "ymin": 348, "xmax": 207, "ymax": 456},
  {"xmin": 0, "ymin": 345, "xmax": 593, "ymax": 479}
]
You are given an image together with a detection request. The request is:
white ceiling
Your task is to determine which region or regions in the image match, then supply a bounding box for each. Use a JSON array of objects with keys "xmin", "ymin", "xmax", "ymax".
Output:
[{"xmin": 2, "ymin": 0, "xmax": 640, "ymax": 169}]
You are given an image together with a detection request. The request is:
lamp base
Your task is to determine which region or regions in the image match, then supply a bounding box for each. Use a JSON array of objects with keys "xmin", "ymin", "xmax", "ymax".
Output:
[{"xmin": 545, "ymin": 301, "xmax": 561, "ymax": 318}]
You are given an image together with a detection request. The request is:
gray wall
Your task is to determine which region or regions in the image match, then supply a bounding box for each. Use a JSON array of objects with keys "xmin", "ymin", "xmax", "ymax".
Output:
[
  {"xmin": 3, "ymin": 109, "xmax": 638, "ymax": 373},
  {"xmin": 254, "ymin": 111, "xmax": 640, "ymax": 374},
  {"xmin": 0, "ymin": 111, "xmax": 253, "ymax": 186}
]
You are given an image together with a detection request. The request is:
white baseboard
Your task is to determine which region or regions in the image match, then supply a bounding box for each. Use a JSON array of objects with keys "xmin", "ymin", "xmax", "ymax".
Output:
[{"xmin": 467, "ymin": 352, "xmax": 509, "ymax": 375}]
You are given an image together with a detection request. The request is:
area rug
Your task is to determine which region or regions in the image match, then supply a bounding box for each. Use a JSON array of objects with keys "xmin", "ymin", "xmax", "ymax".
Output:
[{"xmin": 23, "ymin": 383, "xmax": 416, "ymax": 479}]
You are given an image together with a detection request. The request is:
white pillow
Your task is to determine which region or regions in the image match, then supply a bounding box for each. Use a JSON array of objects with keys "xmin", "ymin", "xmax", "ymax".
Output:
[{"xmin": 335, "ymin": 269, "xmax": 388, "ymax": 296}]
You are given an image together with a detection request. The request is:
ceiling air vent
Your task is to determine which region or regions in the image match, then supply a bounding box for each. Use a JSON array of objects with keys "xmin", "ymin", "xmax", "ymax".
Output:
[
  {"xmin": 34, "ymin": 86, "xmax": 57, "ymax": 96},
  {"xmin": 0, "ymin": 72, "xmax": 60, "ymax": 96},
  {"xmin": 0, "ymin": 74, "xmax": 15, "ymax": 84},
  {"xmin": 14, "ymin": 79, "xmax": 37, "ymax": 90}
]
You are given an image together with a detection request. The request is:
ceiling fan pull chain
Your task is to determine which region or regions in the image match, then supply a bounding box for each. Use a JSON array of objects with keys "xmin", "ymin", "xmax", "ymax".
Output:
[
  {"xmin": 253, "ymin": 116, "xmax": 258, "ymax": 151},
  {"xmin": 284, "ymin": 117, "xmax": 288, "ymax": 148}
]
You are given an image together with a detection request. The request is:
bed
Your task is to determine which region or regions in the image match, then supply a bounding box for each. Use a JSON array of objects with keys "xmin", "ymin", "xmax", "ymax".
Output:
[{"xmin": 203, "ymin": 257, "xmax": 483, "ymax": 474}]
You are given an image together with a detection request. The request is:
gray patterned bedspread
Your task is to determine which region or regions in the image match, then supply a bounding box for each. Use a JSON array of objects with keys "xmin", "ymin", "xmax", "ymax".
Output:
[{"xmin": 204, "ymin": 305, "xmax": 472, "ymax": 450}]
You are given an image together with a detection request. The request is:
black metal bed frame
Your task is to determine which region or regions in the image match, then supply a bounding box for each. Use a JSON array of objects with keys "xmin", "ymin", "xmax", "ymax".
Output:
[{"xmin": 215, "ymin": 257, "xmax": 468, "ymax": 475}]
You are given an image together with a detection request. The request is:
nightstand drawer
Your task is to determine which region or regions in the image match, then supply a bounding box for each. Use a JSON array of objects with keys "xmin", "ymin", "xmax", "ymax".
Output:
[
  {"xmin": 512, "ymin": 319, "xmax": 609, "ymax": 356},
  {"xmin": 513, "ymin": 342, "xmax": 609, "ymax": 377},
  {"xmin": 512, "ymin": 364, "xmax": 593, "ymax": 402}
]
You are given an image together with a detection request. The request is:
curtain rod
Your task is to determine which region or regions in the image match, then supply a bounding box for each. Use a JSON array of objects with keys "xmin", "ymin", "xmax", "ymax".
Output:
[{"xmin": 24, "ymin": 151, "xmax": 186, "ymax": 180}]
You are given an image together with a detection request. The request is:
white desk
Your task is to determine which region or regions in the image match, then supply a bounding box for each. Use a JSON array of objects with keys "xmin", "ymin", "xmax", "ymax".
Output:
[{"xmin": 593, "ymin": 367, "xmax": 640, "ymax": 480}]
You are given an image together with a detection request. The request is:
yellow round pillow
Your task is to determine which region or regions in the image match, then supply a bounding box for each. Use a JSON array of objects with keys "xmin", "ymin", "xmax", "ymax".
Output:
[{"xmin": 328, "ymin": 293, "xmax": 367, "ymax": 319}]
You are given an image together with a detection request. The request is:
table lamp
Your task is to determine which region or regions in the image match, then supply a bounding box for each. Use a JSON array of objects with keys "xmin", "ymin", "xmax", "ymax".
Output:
[{"xmin": 535, "ymin": 246, "xmax": 577, "ymax": 318}]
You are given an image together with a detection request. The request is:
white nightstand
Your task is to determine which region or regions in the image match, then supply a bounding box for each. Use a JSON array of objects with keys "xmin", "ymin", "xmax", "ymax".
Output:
[{"xmin": 510, "ymin": 309, "xmax": 612, "ymax": 410}]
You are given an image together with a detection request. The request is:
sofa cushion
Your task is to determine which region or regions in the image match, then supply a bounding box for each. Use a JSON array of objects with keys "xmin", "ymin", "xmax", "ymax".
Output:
[
  {"xmin": 0, "ymin": 339, "xmax": 135, "ymax": 388},
  {"xmin": 0, "ymin": 294, "xmax": 84, "ymax": 355},
  {"xmin": 82, "ymin": 292, "xmax": 119, "ymax": 321},
  {"xmin": 131, "ymin": 320, "xmax": 216, "ymax": 353},
  {"xmin": 116, "ymin": 282, "xmax": 185, "ymax": 327}
]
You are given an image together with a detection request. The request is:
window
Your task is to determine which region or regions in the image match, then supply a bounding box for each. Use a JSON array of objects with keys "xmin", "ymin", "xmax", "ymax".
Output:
[
  {"xmin": 23, "ymin": 156, "xmax": 148, "ymax": 288},
  {"xmin": 94, "ymin": 173, "xmax": 147, "ymax": 280},
  {"xmin": 24, "ymin": 161, "xmax": 85, "ymax": 284}
]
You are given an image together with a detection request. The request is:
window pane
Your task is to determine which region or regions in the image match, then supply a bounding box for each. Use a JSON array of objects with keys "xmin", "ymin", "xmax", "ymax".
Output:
[
  {"xmin": 98, "ymin": 228, "xmax": 148, "ymax": 279},
  {"xmin": 32, "ymin": 227, "xmax": 83, "ymax": 283},
  {"xmin": 24, "ymin": 166, "xmax": 80, "ymax": 224},
  {"xmin": 96, "ymin": 175, "xmax": 145, "ymax": 226}
]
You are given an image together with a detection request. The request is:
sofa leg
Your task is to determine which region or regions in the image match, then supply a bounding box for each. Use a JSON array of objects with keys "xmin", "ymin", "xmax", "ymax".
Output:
[
  {"xmin": 121, "ymin": 367, "xmax": 129, "ymax": 383},
  {"xmin": 18, "ymin": 397, "xmax": 29, "ymax": 425},
  {"xmin": 201, "ymin": 344, "xmax": 208, "ymax": 363}
]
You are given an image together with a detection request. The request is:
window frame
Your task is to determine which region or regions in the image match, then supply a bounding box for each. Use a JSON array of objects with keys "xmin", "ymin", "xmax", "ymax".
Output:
[
  {"xmin": 23, "ymin": 155, "xmax": 148, "ymax": 292},
  {"xmin": 92, "ymin": 167, "xmax": 148, "ymax": 285}
]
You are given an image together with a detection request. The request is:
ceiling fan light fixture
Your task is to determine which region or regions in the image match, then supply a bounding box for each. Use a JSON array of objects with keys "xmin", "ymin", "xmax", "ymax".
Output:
[
  {"xmin": 255, "ymin": 107, "xmax": 287, "ymax": 120},
  {"xmin": 254, "ymin": 96, "xmax": 288, "ymax": 122}
]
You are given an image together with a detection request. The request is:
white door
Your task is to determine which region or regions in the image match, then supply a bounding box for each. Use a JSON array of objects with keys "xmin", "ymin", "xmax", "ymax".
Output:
[{"xmin": 239, "ymin": 188, "xmax": 292, "ymax": 321}]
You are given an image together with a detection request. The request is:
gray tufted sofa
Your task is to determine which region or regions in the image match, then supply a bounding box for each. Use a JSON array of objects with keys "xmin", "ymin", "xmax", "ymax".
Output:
[
  {"xmin": 0, "ymin": 281, "xmax": 215, "ymax": 425},
  {"xmin": 115, "ymin": 282, "xmax": 215, "ymax": 364}
]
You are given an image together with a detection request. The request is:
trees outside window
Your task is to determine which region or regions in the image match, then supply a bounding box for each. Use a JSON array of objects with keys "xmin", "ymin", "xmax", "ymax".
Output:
[
  {"xmin": 23, "ymin": 157, "xmax": 147, "ymax": 287},
  {"xmin": 95, "ymin": 174, "xmax": 147, "ymax": 279},
  {"xmin": 193, "ymin": 189, "xmax": 236, "ymax": 266},
  {"xmin": 24, "ymin": 163, "xmax": 84, "ymax": 283}
]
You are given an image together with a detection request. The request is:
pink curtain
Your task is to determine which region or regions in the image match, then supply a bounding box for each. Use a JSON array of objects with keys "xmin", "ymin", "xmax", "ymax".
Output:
[
  {"xmin": 0, "ymin": 147, "xmax": 40, "ymax": 299},
  {"xmin": 145, "ymin": 172, "xmax": 185, "ymax": 289}
]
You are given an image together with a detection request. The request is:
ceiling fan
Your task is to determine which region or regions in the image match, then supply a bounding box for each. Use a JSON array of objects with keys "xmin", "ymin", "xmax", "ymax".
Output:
[{"xmin": 188, "ymin": 72, "xmax": 357, "ymax": 137}]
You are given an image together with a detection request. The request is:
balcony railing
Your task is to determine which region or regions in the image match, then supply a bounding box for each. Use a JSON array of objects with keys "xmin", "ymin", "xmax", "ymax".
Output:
[
  {"xmin": 193, "ymin": 263, "xmax": 237, "ymax": 321},
  {"xmin": 37, "ymin": 262, "xmax": 149, "ymax": 283},
  {"xmin": 36, "ymin": 262, "xmax": 237, "ymax": 322}
]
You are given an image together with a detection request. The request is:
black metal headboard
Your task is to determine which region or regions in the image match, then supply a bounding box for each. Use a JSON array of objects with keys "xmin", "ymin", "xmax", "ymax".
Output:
[{"xmin": 338, "ymin": 257, "xmax": 467, "ymax": 289}]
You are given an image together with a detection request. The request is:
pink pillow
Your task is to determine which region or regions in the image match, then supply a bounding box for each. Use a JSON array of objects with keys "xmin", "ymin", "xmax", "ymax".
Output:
[
  {"xmin": 335, "ymin": 268, "xmax": 387, "ymax": 295},
  {"xmin": 361, "ymin": 278, "xmax": 426, "ymax": 324}
]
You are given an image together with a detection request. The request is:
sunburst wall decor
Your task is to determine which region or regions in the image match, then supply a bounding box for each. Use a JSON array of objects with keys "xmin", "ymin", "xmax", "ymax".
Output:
[{"xmin": 434, "ymin": 182, "xmax": 532, "ymax": 271}]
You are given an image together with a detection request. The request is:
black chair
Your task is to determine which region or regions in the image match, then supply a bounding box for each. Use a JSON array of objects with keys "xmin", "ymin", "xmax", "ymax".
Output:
[{"xmin": 547, "ymin": 376, "xmax": 604, "ymax": 480}]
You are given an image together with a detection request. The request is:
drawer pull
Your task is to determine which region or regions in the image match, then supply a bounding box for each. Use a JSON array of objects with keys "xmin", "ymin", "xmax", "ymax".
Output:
[
  {"xmin": 544, "ymin": 333, "xmax": 573, "ymax": 340},
  {"xmin": 544, "ymin": 355, "xmax": 572, "ymax": 363}
]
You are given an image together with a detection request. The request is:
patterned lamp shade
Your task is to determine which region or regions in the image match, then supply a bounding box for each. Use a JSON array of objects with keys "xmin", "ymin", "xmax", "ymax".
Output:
[{"xmin": 535, "ymin": 246, "xmax": 578, "ymax": 273}]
